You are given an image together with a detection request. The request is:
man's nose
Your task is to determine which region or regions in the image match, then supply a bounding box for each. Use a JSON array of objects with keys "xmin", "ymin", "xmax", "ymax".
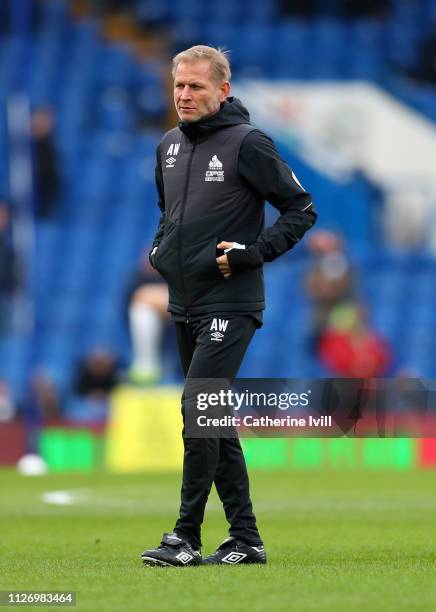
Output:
[{"xmin": 180, "ymin": 86, "xmax": 191, "ymax": 99}]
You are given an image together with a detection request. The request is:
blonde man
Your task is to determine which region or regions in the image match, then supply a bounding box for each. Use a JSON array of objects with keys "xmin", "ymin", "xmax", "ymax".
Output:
[{"xmin": 141, "ymin": 46, "xmax": 316, "ymax": 566}]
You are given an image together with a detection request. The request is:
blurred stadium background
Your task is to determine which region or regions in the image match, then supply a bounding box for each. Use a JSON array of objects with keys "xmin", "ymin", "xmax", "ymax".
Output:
[{"xmin": 1, "ymin": 0, "xmax": 436, "ymax": 472}]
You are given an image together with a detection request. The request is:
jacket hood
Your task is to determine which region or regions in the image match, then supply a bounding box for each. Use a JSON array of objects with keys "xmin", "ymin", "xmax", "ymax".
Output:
[{"xmin": 179, "ymin": 97, "xmax": 250, "ymax": 140}]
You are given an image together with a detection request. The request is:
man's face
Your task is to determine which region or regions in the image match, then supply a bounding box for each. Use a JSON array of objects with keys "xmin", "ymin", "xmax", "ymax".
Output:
[{"xmin": 174, "ymin": 60, "xmax": 230, "ymax": 123}]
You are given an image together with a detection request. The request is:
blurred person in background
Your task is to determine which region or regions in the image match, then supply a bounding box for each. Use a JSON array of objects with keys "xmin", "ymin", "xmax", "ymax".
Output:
[
  {"xmin": 73, "ymin": 348, "xmax": 119, "ymax": 399},
  {"xmin": 22, "ymin": 370, "xmax": 61, "ymax": 453},
  {"xmin": 319, "ymin": 302, "xmax": 392, "ymax": 378},
  {"xmin": 27, "ymin": 370, "xmax": 61, "ymax": 421},
  {"xmin": 0, "ymin": 1, "xmax": 42, "ymax": 34},
  {"xmin": 415, "ymin": 24, "xmax": 436, "ymax": 84},
  {"xmin": 305, "ymin": 229, "xmax": 353, "ymax": 352},
  {"xmin": 0, "ymin": 1, "xmax": 9, "ymax": 35},
  {"xmin": 383, "ymin": 186, "xmax": 430, "ymax": 249},
  {"xmin": 67, "ymin": 348, "xmax": 119, "ymax": 422},
  {"xmin": 0, "ymin": 378, "xmax": 15, "ymax": 422},
  {"xmin": 280, "ymin": 0, "xmax": 390, "ymax": 19},
  {"xmin": 91, "ymin": 0, "xmax": 135, "ymax": 14},
  {"xmin": 0, "ymin": 201, "xmax": 16, "ymax": 334},
  {"xmin": 337, "ymin": 0, "xmax": 391, "ymax": 19},
  {"xmin": 126, "ymin": 250, "xmax": 169, "ymax": 384},
  {"xmin": 279, "ymin": 0, "xmax": 316, "ymax": 17},
  {"xmin": 31, "ymin": 108, "xmax": 62, "ymax": 218},
  {"xmin": 140, "ymin": 45, "xmax": 316, "ymax": 568}
]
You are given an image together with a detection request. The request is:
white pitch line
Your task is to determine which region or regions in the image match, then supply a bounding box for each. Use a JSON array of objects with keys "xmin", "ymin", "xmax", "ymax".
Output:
[
  {"xmin": 41, "ymin": 489, "xmax": 436, "ymax": 513},
  {"xmin": 42, "ymin": 490, "xmax": 88, "ymax": 506}
]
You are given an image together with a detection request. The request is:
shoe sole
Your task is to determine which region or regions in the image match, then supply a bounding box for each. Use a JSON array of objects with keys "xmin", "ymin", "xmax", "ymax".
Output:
[
  {"xmin": 203, "ymin": 560, "xmax": 267, "ymax": 565},
  {"xmin": 141, "ymin": 556, "xmax": 202, "ymax": 567},
  {"xmin": 141, "ymin": 556, "xmax": 172, "ymax": 567}
]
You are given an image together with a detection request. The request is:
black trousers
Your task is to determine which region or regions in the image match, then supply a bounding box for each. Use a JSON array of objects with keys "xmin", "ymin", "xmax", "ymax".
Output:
[{"xmin": 173, "ymin": 314, "xmax": 263, "ymax": 550}]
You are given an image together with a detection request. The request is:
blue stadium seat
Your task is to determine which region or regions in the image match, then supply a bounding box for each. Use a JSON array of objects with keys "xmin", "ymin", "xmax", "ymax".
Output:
[{"xmin": 170, "ymin": 0, "xmax": 204, "ymax": 22}]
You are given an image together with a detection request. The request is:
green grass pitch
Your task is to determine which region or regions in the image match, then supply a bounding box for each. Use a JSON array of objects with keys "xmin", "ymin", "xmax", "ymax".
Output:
[{"xmin": 1, "ymin": 467, "xmax": 436, "ymax": 611}]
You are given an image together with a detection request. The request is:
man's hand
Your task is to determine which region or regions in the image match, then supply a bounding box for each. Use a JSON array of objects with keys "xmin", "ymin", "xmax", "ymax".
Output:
[{"xmin": 216, "ymin": 241, "xmax": 234, "ymax": 278}]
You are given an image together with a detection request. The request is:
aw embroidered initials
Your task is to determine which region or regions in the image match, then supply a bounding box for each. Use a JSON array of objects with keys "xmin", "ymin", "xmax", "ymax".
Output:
[
  {"xmin": 210, "ymin": 318, "xmax": 228, "ymax": 342},
  {"xmin": 166, "ymin": 143, "xmax": 180, "ymax": 168}
]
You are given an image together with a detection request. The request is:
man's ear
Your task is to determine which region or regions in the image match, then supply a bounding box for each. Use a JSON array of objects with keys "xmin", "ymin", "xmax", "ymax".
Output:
[{"xmin": 220, "ymin": 81, "xmax": 230, "ymax": 102}]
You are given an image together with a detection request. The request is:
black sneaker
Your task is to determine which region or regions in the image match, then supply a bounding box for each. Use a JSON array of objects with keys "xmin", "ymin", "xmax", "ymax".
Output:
[
  {"xmin": 141, "ymin": 533, "xmax": 202, "ymax": 567},
  {"xmin": 203, "ymin": 537, "xmax": 267, "ymax": 565}
]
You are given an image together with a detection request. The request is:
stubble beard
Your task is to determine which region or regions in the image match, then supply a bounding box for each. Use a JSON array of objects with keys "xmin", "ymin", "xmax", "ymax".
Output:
[{"xmin": 177, "ymin": 95, "xmax": 221, "ymax": 124}]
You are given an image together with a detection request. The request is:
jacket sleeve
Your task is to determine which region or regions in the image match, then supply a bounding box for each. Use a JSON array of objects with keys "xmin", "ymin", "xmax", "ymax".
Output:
[
  {"xmin": 150, "ymin": 144, "xmax": 166, "ymax": 266},
  {"xmin": 226, "ymin": 129, "xmax": 317, "ymax": 272}
]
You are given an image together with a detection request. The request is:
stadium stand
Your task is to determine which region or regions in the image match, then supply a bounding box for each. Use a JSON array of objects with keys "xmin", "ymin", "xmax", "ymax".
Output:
[{"xmin": 1, "ymin": 0, "xmax": 436, "ymax": 411}]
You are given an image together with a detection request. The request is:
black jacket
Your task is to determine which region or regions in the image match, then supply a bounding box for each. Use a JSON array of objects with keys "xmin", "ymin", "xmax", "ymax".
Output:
[{"xmin": 151, "ymin": 97, "xmax": 316, "ymax": 320}]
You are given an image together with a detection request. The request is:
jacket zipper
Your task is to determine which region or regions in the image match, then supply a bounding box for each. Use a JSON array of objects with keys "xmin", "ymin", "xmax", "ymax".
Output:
[{"xmin": 179, "ymin": 141, "xmax": 196, "ymax": 324}]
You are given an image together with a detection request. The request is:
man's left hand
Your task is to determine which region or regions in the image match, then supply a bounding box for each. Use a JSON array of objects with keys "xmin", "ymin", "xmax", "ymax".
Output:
[{"xmin": 216, "ymin": 241, "xmax": 234, "ymax": 278}]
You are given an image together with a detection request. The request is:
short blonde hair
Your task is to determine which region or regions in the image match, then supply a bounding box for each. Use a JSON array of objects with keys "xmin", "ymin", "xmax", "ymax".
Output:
[{"xmin": 172, "ymin": 45, "xmax": 231, "ymax": 83}]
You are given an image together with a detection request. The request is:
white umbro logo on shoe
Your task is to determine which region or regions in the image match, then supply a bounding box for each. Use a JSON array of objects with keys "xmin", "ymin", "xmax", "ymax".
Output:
[
  {"xmin": 210, "ymin": 318, "xmax": 228, "ymax": 342},
  {"xmin": 221, "ymin": 552, "xmax": 248, "ymax": 564},
  {"xmin": 176, "ymin": 551, "xmax": 194, "ymax": 564},
  {"xmin": 205, "ymin": 155, "xmax": 224, "ymax": 182}
]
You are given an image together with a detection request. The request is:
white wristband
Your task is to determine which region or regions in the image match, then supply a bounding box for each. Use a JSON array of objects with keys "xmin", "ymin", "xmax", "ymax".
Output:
[{"xmin": 224, "ymin": 242, "xmax": 246, "ymax": 254}]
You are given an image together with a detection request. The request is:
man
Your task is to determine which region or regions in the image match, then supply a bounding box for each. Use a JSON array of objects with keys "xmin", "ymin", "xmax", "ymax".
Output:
[
  {"xmin": 141, "ymin": 45, "xmax": 316, "ymax": 567},
  {"xmin": 31, "ymin": 108, "xmax": 61, "ymax": 218},
  {"xmin": 125, "ymin": 249, "xmax": 169, "ymax": 384},
  {"xmin": 0, "ymin": 201, "xmax": 15, "ymax": 334}
]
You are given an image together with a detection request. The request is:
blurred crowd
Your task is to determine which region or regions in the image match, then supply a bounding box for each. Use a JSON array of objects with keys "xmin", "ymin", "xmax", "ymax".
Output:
[{"xmin": 0, "ymin": 0, "xmax": 435, "ymax": 442}]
